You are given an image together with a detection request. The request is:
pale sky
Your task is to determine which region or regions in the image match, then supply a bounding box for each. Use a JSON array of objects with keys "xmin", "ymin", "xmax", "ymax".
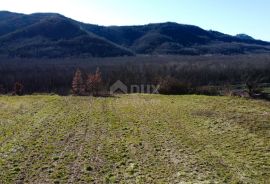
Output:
[{"xmin": 1, "ymin": 0, "xmax": 270, "ymax": 41}]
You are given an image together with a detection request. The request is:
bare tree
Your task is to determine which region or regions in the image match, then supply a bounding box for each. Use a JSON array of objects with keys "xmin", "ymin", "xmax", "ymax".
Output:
[{"xmin": 246, "ymin": 76, "xmax": 264, "ymax": 98}]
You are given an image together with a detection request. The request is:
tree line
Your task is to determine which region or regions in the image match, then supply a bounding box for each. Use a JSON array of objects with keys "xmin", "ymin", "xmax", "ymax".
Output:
[{"xmin": 0, "ymin": 55, "xmax": 270, "ymax": 97}]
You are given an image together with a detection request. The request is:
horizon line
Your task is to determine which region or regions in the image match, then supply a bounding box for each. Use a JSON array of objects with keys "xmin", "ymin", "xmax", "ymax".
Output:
[{"xmin": 1, "ymin": 10, "xmax": 269, "ymax": 42}]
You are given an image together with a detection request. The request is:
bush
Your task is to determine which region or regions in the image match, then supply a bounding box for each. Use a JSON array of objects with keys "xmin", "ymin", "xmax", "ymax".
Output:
[
  {"xmin": 159, "ymin": 77, "xmax": 191, "ymax": 95},
  {"xmin": 246, "ymin": 81, "xmax": 270, "ymax": 100},
  {"xmin": 159, "ymin": 78, "xmax": 221, "ymax": 96},
  {"xmin": 13, "ymin": 82, "xmax": 24, "ymax": 96}
]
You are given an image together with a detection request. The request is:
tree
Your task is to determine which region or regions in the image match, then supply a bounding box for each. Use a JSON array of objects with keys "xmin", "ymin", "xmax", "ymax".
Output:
[
  {"xmin": 86, "ymin": 68, "xmax": 103, "ymax": 96},
  {"xmin": 72, "ymin": 69, "xmax": 85, "ymax": 95},
  {"xmin": 13, "ymin": 82, "xmax": 24, "ymax": 96},
  {"xmin": 246, "ymin": 76, "xmax": 264, "ymax": 98}
]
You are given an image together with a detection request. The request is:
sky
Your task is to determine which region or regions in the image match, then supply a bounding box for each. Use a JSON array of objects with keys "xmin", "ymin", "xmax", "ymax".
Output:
[{"xmin": 1, "ymin": 0, "xmax": 270, "ymax": 41}]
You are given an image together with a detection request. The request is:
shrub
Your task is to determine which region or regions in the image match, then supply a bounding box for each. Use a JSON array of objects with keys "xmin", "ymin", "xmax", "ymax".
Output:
[
  {"xmin": 13, "ymin": 82, "xmax": 24, "ymax": 96},
  {"xmin": 246, "ymin": 81, "xmax": 270, "ymax": 100},
  {"xmin": 246, "ymin": 81, "xmax": 263, "ymax": 98},
  {"xmin": 159, "ymin": 77, "xmax": 191, "ymax": 95}
]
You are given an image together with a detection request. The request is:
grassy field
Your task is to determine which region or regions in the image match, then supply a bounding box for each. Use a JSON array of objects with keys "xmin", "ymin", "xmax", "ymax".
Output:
[{"xmin": 0, "ymin": 94, "xmax": 269, "ymax": 183}]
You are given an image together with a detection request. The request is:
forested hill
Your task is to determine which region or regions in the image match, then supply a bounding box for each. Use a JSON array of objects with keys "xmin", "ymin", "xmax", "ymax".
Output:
[{"xmin": 0, "ymin": 11, "xmax": 270, "ymax": 58}]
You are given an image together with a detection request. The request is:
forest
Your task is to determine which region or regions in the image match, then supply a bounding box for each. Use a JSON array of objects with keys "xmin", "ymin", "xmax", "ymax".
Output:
[{"xmin": 0, "ymin": 54, "xmax": 270, "ymax": 98}]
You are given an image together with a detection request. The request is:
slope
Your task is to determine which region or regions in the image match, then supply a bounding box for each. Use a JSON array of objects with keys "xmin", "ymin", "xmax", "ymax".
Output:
[{"xmin": 0, "ymin": 13, "xmax": 133, "ymax": 58}]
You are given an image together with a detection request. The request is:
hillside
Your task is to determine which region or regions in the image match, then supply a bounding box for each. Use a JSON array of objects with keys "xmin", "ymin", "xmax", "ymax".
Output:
[
  {"xmin": 0, "ymin": 11, "xmax": 270, "ymax": 58},
  {"xmin": 0, "ymin": 94, "xmax": 269, "ymax": 183},
  {"xmin": 85, "ymin": 23, "xmax": 270, "ymax": 55},
  {"xmin": 0, "ymin": 12, "xmax": 133, "ymax": 58}
]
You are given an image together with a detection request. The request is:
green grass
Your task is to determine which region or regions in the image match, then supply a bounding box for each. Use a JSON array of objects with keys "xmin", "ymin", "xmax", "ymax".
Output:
[{"xmin": 0, "ymin": 94, "xmax": 269, "ymax": 183}]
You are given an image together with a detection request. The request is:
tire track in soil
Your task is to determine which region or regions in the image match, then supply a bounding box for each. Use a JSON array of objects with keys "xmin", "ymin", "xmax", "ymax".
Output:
[
  {"xmin": 34, "ymin": 110, "xmax": 88, "ymax": 183},
  {"xmin": 67, "ymin": 119, "xmax": 89, "ymax": 183},
  {"xmin": 14, "ymin": 103, "xmax": 65, "ymax": 184}
]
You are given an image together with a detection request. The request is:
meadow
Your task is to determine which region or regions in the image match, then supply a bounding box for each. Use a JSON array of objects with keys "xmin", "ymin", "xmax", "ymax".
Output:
[{"xmin": 0, "ymin": 94, "xmax": 269, "ymax": 183}]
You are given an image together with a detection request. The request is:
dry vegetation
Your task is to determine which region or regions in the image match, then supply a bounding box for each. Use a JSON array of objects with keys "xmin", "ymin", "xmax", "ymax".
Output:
[{"xmin": 0, "ymin": 94, "xmax": 269, "ymax": 183}]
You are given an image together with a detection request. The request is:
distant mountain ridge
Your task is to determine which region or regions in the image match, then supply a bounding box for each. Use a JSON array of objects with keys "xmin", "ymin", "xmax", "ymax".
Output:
[
  {"xmin": 235, "ymin": 34, "xmax": 255, "ymax": 40},
  {"xmin": 0, "ymin": 11, "xmax": 270, "ymax": 58}
]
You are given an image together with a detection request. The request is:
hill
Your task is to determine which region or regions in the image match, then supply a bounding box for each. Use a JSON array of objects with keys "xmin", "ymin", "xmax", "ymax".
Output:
[
  {"xmin": 83, "ymin": 22, "xmax": 270, "ymax": 55},
  {"xmin": 0, "ymin": 11, "xmax": 270, "ymax": 58},
  {"xmin": 0, "ymin": 94, "xmax": 269, "ymax": 183},
  {"xmin": 0, "ymin": 12, "xmax": 133, "ymax": 58}
]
